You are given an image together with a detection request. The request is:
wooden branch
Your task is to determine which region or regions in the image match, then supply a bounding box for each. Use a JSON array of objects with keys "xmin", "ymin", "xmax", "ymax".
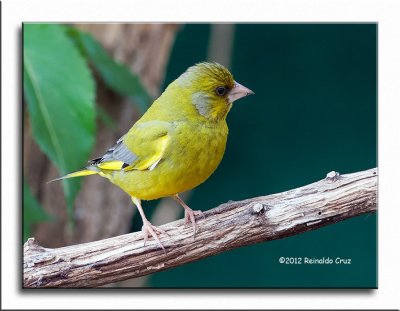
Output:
[{"xmin": 24, "ymin": 168, "xmax": 377, "ymax": 288}]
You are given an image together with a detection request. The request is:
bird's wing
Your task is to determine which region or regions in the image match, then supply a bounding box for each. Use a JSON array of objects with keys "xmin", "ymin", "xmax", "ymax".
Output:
[{"xmin": 89, "ymin": 120, "xmax": 173, "ymax": 172}]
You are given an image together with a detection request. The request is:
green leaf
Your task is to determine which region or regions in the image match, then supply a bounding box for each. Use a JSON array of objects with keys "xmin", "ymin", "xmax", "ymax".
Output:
[
  {"xmin": 67, "ymin": 27, "xmax": 152, "ymax": 113},
  {"xmin": 23, "ymin": 24, "xmax": 96, "ymax": 216},
  {"xmin": 23, "ymin": 181, "xmax": 53, "ymax": 242}
]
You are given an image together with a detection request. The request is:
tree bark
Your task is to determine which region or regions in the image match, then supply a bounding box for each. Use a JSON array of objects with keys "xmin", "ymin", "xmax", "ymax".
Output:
[{"xmin": 23, "ymin": 168, "xmax": 377, "ymax": 288}]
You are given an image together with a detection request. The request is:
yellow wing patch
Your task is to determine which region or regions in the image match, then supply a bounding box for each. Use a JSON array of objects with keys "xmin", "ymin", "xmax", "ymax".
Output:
[
  {"xmin": 94, "ymin": 121, "xmax": 173, "ymax": 173},
  {"xmin": 97, "ymin": 161, "xmax": 126, "ymax": 171},
  {"xmin": 124, "ymin": 134, "xmax": 169, "ymax": 171}
]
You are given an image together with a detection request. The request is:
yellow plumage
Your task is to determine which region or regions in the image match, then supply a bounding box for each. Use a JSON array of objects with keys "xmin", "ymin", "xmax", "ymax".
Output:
[{"xmin": 54, "ymin": 62, "xmax": 254, "ymax": 250}]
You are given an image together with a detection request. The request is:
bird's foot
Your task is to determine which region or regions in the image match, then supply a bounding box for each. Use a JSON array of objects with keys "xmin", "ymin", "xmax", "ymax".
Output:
[
  {"xmin": 142, "ymin": 220, "xmax": 169, "ymax": 253},
  {"xmin": 184, "ymin": 208, "xmax": 205, "ymax": 237}
]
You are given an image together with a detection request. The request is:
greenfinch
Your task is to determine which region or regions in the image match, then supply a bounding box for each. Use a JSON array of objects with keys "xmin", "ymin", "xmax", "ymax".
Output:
[{"xmin": 53, "ymin": 62, "xmax": 254, "ymax": 251}]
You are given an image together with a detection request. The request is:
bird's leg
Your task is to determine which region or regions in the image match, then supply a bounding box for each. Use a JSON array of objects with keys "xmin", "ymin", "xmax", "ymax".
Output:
[
  {"xmin": 173, "ymin": 194, "xmax": 205, "ymax": 237},
  {"xmin": 132, "ymin": 197, "xmax": 168, "ymax": 252}
]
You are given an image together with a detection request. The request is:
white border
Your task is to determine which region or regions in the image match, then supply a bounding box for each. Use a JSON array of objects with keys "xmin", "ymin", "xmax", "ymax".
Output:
[{"xmin": 2, "ymin": 0, "xmax": 400, "ymax": 309}]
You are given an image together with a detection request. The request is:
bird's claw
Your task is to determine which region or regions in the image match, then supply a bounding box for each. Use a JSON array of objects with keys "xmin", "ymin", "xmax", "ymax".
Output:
[
  {"xmin": 184, "ymin": 209, "xmax": 205, "ymax": 238},
  {"xmin": 142, "ymin": 221, "xmax": 169, "ymax": 253}
]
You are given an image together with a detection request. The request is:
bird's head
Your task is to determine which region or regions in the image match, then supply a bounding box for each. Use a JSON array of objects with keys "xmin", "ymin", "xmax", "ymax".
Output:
[{"xmin": 175, "ymin": 62, "xmax": 254, "ymax": 121}]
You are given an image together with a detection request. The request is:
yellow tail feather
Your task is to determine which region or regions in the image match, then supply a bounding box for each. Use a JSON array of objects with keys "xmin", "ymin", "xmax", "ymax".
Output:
[{"xmin": 47, "ymin": 169, "xmax": 98, "ymax": 183}]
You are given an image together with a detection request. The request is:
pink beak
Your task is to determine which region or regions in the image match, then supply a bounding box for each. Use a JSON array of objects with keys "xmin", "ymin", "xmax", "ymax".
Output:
[{"xmin": 228, "ymin": 81, "xmax": 255, "ymax": 103}]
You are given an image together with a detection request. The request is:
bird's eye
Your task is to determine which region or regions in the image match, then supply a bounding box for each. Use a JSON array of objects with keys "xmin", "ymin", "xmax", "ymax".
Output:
[{"xmin": 215, "ymin": 86, "xmax": 227, "ymax": 96}]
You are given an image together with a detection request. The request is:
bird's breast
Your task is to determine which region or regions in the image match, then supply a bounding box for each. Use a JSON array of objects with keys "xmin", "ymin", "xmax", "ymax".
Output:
[{"xmin": 164, "ymin": 121, "xmax": 228, "ymax": 191}]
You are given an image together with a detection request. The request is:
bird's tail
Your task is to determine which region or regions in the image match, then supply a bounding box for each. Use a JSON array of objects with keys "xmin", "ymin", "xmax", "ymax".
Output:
[{"xmin": 47, "ymin": 167, "xmax": 99, "ymax": 183}]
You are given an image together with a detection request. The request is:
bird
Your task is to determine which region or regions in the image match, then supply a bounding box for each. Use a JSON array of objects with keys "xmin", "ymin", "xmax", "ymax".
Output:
[{"xmin": 51, "ymin": 62, "xmax": 254, "ymax": 251}]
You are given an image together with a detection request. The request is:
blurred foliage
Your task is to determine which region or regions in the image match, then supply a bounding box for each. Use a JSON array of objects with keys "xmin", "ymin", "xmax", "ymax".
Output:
[
  {"xmin": 95, "ymin": 105, "xmax": 117, "ymax": 130},
  {"xmin": 23, "ymin": 181, "xmax": 53, "ymax": 242},
  {"xmin": 24, "ymin": 24, "xmax": 96, "ymax": 219},
  {"xmin": 67, "ymin": 27, "xmax": 152, "ymax": 113},
  {"xmin": 23, "ymin": 23, "xmax": 150, "ymax": 236}
]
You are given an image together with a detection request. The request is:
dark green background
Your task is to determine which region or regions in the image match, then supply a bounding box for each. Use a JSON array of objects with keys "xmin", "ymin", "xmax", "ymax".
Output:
[{"xmin": 143, "ymin": 24, "xmax": 377, "ymax": 288}]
